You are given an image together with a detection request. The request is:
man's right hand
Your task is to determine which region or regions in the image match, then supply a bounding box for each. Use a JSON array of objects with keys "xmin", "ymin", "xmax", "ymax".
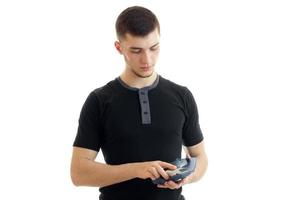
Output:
[{"xmin": 133, "ymin": 161, "xmax": 177, "ymax": 181}]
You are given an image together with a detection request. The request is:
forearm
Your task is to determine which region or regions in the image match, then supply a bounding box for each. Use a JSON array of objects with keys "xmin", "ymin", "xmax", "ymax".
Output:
[
  {"xmin": 71, "ymin": 147, "xmax": 177, "ymax": 188},
  {"xmin": 187, "ymin": 154, "xmax": 208, "ymax": 183},
  {"xmin": 71, "ymin": 158, "xmax": 137, "ymax": 187},
  {"xmin": 184, "ymin": 142, "xmax": 208, "ymax": 184}
]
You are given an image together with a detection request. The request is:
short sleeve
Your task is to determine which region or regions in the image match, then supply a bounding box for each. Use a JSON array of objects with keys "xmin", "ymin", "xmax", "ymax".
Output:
[
  {"xmin": 182, "ymin": 88, "xmax": 204, "ymax": 147},
  {"xmin": 73, "ymin": 91, "xmax": 104, "ymax": 151}
]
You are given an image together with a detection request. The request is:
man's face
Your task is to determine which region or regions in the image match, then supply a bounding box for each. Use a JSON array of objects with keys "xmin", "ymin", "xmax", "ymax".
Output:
[{"xmin": 115, "ymin": 29, "xmax": 160, "ymax": 78}]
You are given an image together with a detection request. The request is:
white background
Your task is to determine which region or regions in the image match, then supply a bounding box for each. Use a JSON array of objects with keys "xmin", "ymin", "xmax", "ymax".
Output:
[{"xmin": 1, "ymin": 0, "xmax": 300, "ymax": 199}]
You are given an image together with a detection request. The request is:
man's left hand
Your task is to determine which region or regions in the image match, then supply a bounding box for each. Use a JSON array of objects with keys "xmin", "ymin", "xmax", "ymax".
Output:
[{"xmin": 157, "ymin": 176, "xmax": 190, "ymax": 190}]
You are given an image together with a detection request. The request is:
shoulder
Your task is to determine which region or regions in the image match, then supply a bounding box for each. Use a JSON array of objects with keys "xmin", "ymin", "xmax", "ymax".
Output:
[
  {"xmin": 158, "ymin": 76, "xmax": 198, "ymax": 110},
  {"xmin": 159, "ymin": 76, "xmax": 190, "ymax": 97},
  {"xmin": 91, "ymin": 79, "xmax": 120, "ymax": 102},
  {"xmin": 79, "ymin": 79, "xmax": 120, "ymax": 112}
]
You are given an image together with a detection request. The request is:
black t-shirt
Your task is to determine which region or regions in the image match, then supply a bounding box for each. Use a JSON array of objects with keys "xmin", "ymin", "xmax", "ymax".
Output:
[{"xmin": 73, "ymin": 75, "xmax": 203, "ymax": 200}]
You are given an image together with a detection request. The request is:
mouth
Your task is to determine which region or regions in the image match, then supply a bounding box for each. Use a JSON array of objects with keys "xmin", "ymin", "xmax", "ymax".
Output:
[{"xmin": 140, "ymin": 66, "xmax": 151, "ymax": 71}]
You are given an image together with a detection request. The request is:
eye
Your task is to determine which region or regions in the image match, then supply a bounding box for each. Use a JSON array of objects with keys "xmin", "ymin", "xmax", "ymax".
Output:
[
  {"xmin": 150, "ymin": 46, "xmax": 159, "ymax": 51},
  {"xmin": 131, "ymin": 50, "xmax": 141, "ymax": 54}
]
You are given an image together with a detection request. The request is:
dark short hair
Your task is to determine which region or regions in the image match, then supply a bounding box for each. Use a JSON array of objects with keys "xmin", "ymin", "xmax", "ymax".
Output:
[{"xmin": 115, "ymin": 6, "xmax": 160, "ymax": 40}]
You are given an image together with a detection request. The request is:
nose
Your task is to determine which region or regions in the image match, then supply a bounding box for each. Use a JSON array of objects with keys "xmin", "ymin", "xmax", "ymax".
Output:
[{"xmin": 141, "ymin": 51, "xmax": 151, "ymax": 65}]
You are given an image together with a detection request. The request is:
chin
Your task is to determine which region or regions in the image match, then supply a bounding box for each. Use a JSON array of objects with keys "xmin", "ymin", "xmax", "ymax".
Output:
[
  {"xmin": 135, "ymin": 71, "xmax": 154, "ymax": 78},
  {"xmin": 140, "ymin": 73, "xmax": 154, "ymax": 78},
  {"xmin": 132, "ymin": 68, "xmax": 154, "ymax": 78}
]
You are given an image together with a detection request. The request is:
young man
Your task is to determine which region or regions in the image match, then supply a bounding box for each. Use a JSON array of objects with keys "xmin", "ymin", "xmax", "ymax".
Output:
[{"xmin": 71, "ymin": 6, "xmax": 208, "ymax": 200}]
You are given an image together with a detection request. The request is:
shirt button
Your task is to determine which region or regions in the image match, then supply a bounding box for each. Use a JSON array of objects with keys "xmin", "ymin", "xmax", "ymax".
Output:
[
  {"xmin": 140, "ymin": 91, "xmax": 145, "ymax": 95},
  {"xmin": 143, "ymin": 101, "xmax": 147, "ymax": 104},
  {"xmin": 144, "ymin": 112, "xmax": 148, "ymax": 114}
]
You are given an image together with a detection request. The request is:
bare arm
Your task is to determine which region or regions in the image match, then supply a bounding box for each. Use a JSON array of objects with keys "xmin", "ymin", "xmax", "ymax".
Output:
[
  {"xmin": 184, "ymin": 141, "xmax": 208, "ymax": 183},
  {"xmin": 70, "ymin": 147, "xmax": 176, "ymax": 187}
]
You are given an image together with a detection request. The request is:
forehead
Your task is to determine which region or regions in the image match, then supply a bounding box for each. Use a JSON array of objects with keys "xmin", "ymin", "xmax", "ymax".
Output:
[{"xmin": 121, "ymin": 29, "xmax": 160, "ymax": 48}]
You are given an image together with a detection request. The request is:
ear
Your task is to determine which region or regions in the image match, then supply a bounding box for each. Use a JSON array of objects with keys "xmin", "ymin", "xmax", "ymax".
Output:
[{"xmin": 114, "ymin": 41, "xmax": 123, "ymax": 55}]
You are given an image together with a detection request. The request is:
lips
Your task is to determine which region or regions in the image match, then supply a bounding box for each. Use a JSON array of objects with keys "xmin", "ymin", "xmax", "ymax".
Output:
[{"xmin": 140, "ymin": 67, "xmax": 151, "ymax": 71}]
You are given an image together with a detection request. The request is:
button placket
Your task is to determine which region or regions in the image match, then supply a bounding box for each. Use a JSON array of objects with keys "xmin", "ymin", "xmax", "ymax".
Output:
[{"xmin": 139, "ymin": 89, "xmax": 151, "ymax": 124}]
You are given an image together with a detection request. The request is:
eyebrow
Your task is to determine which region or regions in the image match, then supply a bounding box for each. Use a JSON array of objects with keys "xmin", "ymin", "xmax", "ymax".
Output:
[{"xmin": 130, "ymin": 42, "xmax": 160, "ymax": 50}]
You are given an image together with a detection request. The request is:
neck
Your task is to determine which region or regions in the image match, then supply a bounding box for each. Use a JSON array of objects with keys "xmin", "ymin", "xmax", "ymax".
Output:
[{"xmin": 120, "ymin": 71, "xmax": 158, "ymax": 89}]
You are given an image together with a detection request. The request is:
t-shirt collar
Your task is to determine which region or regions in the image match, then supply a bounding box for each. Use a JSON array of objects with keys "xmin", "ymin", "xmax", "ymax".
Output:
[{"xmin": 117, "ymin": 75, "xmax": 160, "ymax": 91}]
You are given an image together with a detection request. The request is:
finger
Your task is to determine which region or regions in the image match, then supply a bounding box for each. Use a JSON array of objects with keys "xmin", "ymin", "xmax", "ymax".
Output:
[
  {"xmin": 166, "ymin": 180, "xmax": 182, "ymax": 189},
  {"xmin": 156, "ymin": 165, "xmax": 170, "ymax": 180},
  {"xmin": 157, "ymin": 184, "xmax": 167, "ymax": 188},
  {"xmin": 146, "ymin": 170, "xmax": 156, "ymax": 180},
  {"xmin": 158, "ymin": 182, "xmax": 176, "ymax": 190},
  {"xmin": 156, "ymin": 161, "xmax": 177, "ymax": 180},
  {"xmin": 148, "ymin": 167, "xmax": 160, "ymax": 180},
  {"xmin": 158, "ymin": 161, "xmax": 177, "ymax": 170},
  {"xmin": 181, "ymin": 177, "xmax": 189, "ymax": 185}
]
